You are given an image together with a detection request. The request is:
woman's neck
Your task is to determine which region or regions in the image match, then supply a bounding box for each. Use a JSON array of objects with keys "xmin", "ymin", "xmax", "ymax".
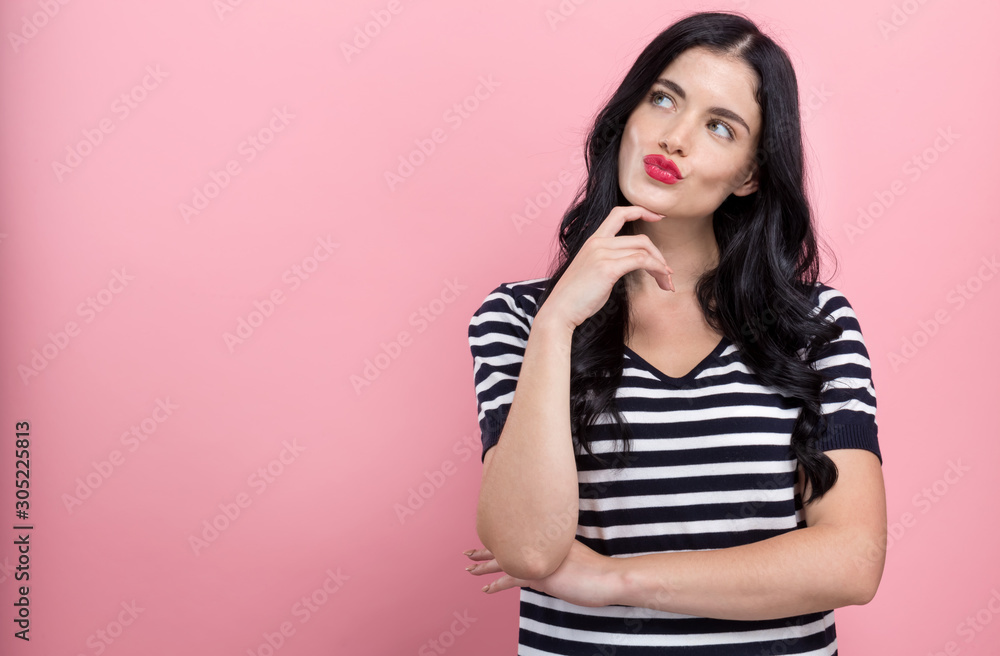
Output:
[{"xmin": 628, "ymin": 215, "xmax": 719, "ymax": 296}]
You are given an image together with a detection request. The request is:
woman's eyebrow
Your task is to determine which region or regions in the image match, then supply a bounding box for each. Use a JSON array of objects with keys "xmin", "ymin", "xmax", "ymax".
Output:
[{"xmin": 653, "ymin": 78, "xmax": 751, "ymax": 136}]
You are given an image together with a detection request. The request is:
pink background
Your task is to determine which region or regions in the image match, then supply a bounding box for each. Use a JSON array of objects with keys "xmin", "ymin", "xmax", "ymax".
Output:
[{"xmin": 1, "ymin": 1, "xmax": 998, "ymax": 654}]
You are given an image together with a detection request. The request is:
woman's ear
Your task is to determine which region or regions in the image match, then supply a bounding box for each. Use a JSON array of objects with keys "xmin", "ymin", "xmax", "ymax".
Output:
[{"xmin": 732, "ymin": 163, "xmax": 759, "ymax": 197}]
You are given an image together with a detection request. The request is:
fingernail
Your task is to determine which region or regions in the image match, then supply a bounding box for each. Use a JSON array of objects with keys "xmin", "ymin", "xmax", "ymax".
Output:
[
  {"xmin": 465, "ymin": 565, "xmax": 476, "ymax": 572},
  {"xmin": 463, "ymin": 550, "xmax": 475, "ymax": 557},
  {"xmin": 481, "ymin": 585, "xmax": 490, "ymax": 593}
]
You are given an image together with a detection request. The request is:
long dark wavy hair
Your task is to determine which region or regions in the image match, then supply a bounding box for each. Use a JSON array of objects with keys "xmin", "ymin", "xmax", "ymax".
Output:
[{"xmin": 534, "ymin": 11, "xmax": 844, "ymax": 505}]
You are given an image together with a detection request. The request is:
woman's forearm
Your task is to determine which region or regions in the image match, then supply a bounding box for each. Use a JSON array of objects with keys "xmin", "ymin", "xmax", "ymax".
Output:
[
  {"xmin": 607, "ymin": 524, "xmax": 878, "ymax": 621},
  {"xmin": 477, "ymin": 308, "xmax": 580, "ymax": 580}
]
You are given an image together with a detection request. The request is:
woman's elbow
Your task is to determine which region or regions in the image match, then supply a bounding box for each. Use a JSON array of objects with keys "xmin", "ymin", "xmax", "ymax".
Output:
[
  {"xmin": 854, "ymin": 570, "xmax": 884, "ymax": 606},
  {"xmin": 846, "ymin": 550, "xmax": 885, "ymax": 606},
  {"xmin": 474, "ymin": 535, "xmax": 547, "ymax": 580},
  {"xmin": 496, "ymin": 543, "xmax": 573, "ymax": 580},
  {"xmin": 476, "ymin": 519, "xmax": 574, "ymax": 580},
  {"xmin": 499, "ymin": 550, "xmax": 552, "ymax": 581}
]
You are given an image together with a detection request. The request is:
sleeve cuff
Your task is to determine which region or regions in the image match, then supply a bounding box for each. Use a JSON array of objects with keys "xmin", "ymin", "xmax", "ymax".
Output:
[
  {"xmin": 817, "ymin": 422, "xmax": 882, "ymax": 465},
  {"xmin": 479, "ymin": 407, "xmax": 510, "ymax": 463}
]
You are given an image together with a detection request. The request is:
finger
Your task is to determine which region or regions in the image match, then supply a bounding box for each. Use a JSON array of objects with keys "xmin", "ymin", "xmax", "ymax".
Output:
[
  {"xmin": 482, "ymin": 574, "xmax": 530, "ymax": 594},
  {"xmin": 646, "ymin": 267, "xmax": 675, "ymax": 292},
  {"xmin": 652, "ymin": 268, "xmax": 675, "ymax": 292},
  {"xmin": 606, "ymin": 251, "xmax": 674, "ymax": 292},
  {"xmin": 463, "ymin": 548, "xmax": 494, "ymax": 561},
  {"xmin": 602, "ymin": 235, "xmax": 673, "ymax": 272},
  {"xmin": 592, "ymin": 205, "xmax": 665, "ymax": 241},
  {"xmin": 465, "ymin": 559, "xmax": 503, "ymax": 575}
]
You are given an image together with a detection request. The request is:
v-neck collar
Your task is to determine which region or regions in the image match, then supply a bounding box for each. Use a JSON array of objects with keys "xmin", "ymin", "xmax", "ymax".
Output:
[{"xmin": 623, "ymin": 335, "xmax": 731, "ymax": 386}]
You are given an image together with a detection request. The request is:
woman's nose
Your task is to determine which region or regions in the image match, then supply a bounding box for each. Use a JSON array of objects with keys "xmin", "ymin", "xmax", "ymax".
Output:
[{"xmin": 658, "ymin": 116, "xmax": 696, "ymax": 156}]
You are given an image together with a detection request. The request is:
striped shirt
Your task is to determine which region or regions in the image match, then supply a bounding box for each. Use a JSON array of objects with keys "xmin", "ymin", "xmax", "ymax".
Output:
[{"xmin": 467, "ymin": 277, "xmax": 881, "ymax": 656}]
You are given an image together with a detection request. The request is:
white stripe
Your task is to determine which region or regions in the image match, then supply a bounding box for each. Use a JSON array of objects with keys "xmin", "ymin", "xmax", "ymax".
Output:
[
  {"xmin": 816, "ymin": 287, "xmax": 848, "ymax": 311},
  {"xmin": 477, "ymin": 389, "xmax": 513, "ymax": 418},
  {"xmin": 468, "ymin": 312, "xmax": 529, "ymax": 337},
  {"xmin": 510, "ymin": 276, "xmax": 549, "ymax": 286},
  {"xmin": 820, "ymin": 398, "xmax": 876, "ymax": 417},
  {"xmin": 584, "ymin": 431, "xmax": 792, "ymax": 453},
  {"xmin": 474, "ymin": 364, "xmax": 520, "ymax": 386},
  {"xmin": 815, "ymin": 350, "xmax": 871, "ymax": 370},
  {"xmin": 470, "ymin": 348, "xmax": 525, "ymax": 382},
  {"xmin": 622, "ymin": 364, "xmax": 661, "ymax": 381},
  {"xmin": 698, "ymin": 360, "xmax": 755, "ymax": 377},
  {"xmin": 611, "ymin": 404, "xmax": 801, "ymax": 425},
  {"xmin": 577, "ymin": 458, "xmax": 798, "ymax": 484},
  {"xmin": 616, "ymin": 380, "xmax": 784, "ymax": 401}
]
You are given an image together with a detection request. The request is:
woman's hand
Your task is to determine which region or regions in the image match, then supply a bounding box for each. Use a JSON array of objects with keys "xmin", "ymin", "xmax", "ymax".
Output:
[
  {"xmin": 537, "ymin": 205, "xmax": 674, "ymax": 333},
  {"xmin": 463, "ymin": 541, "xmax": 623, "ymax": 608}
]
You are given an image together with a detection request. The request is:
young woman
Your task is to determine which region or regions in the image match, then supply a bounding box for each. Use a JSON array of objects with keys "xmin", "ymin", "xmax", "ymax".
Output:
[{"xmin": 464, "ymin": 11, "xmax": 886, "ymax": 655}]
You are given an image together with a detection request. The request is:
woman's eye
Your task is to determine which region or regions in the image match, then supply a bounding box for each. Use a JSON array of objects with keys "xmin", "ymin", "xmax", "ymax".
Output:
[
  {"xmin": 709, "ymin": 120, "xmax": 735, "ymax": 139},
  {"xmin": 650, "ymin": 91, "xmax": 674, "ymax": 108}
]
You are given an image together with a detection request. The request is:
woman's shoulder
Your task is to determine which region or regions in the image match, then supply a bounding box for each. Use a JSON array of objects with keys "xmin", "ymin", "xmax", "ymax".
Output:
[
  {"xmin": 805, "ymin": 280, "xmax": 861, "ymax": 317},
  {"xmin": 474, "ymin": 276, "xmax": 551, "ymax": 319},
  {"xmin": 800, "ymin": 281, "xmax": 873, "ymax": 346}
]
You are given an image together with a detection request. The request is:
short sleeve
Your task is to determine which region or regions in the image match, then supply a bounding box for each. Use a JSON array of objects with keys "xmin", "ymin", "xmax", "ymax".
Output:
[
  {"xmin": 467, "ymin": 281, "xmax": 540, "ymax": 463},
  {"xmin": 809, "ymin": 285, "xmax": 882, "ymax": 465}
]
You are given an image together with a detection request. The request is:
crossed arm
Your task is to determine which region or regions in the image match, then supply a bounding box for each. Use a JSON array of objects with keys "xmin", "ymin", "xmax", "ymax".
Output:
[{"xmin": 464, "ymin": 448, "xmax": 887, "ymax": 621}]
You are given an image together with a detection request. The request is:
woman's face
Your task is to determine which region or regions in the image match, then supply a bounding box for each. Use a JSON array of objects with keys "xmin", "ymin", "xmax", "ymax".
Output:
[{"xmin": 618, "ymin": 46, "xmax": 762, "ymax": 220}]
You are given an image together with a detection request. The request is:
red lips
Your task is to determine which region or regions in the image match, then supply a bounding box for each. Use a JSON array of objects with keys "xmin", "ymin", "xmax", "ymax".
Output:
[{"xmin": 643, "ymin": 154, "xmax": 682, "ymax": 179}]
